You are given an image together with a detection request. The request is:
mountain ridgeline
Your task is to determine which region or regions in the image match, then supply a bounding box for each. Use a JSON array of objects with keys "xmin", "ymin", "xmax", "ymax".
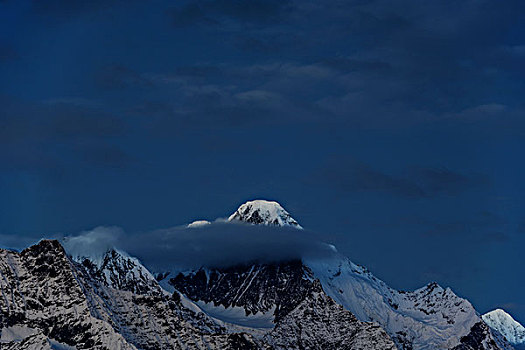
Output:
[{"xmin": 0, "ymin": 199, "xmax": 521, "ymax": 349}]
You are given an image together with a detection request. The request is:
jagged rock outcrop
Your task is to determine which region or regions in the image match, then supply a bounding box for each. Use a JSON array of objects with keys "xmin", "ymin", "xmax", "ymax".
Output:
[
  {"xmin": 0, "ymin": 240, "xmax": 263, "ymax": 349},
  {"xmin": 171, "ymin": 260, "xmax": 314, "ymax": 322},
  {"xmin": 452, "ymin": 322, "xmax": 514, "ymax": 350},
  {"xmin": 0, "ymin": 240, "xmax": 135, "ymax": 349},
  {"xmin": 75, "ymin": 248, "xmax": 161, "ymax": 296},
  {"xmin": 266, "ymin": 280, "xmax": 397, "ymax": 350}
]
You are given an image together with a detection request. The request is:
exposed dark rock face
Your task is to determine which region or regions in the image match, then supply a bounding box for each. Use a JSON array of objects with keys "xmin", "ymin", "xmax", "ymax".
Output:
[
  {"xmin": 171, "ymin": 259, "xmax": 397, "ymax": 349},
  {"xmin": 453, "ymin": 322, "xmax": 514, "ymax": 350},
  {"xmin": 0, "ymin": 240, "xmax": 133, "ymax": 349},
  {"xmin": 171, "ymin": 259, "xmax": 314, "ymax": 321}
]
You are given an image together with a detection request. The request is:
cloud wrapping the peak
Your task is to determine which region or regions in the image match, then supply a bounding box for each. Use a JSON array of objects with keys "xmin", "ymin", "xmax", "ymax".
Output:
[
  {"xmin": 61, "ymin": 222, "xmax": 337, "ymax": 273},
  {"xmin": 62, "ymin": 226, "xmax": 124, "ymax": 260}
]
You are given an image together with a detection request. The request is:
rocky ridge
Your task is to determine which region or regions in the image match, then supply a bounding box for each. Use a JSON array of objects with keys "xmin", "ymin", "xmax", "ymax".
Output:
[{"xmin": 0, "ymin": 199, "xmax": 515, "ymax": 350}]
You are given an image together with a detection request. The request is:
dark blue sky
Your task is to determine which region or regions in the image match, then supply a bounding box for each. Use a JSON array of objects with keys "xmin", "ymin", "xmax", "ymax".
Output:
[{"xmin": 1, "ymin": 0, "xmax": 524, "ymax": 323}]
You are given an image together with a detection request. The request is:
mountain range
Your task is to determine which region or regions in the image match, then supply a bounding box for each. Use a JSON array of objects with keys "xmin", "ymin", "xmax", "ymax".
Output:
[{"xmin": 0, "ymin": 199, "xmax": 523, "ymax": 349}]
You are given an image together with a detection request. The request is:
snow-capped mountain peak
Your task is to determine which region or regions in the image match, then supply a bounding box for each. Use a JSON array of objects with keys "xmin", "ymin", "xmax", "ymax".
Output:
[
  {"xmin": 483, "ymin": 309, "xmax": 525, "ymax": 345},
  {"xmin": 228, "ymin": 199, "xmax": 302, "ymax": 229},
  {"xmin": 4, "ymin": 201, "xmax": 514, "ymax": 350},
  {"xmin": 70, "ymin": 247, "xmax": 162, "ymax": 295}
]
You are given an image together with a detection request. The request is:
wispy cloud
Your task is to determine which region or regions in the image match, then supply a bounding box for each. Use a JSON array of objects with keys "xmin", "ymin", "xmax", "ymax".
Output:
[
  {"xmin": 309, "ymin": 158, "xmax": 490, "ymax": 199},
  {"xmin": 61, "ymin": 223, "xmax": 337, "ymax": 272}
]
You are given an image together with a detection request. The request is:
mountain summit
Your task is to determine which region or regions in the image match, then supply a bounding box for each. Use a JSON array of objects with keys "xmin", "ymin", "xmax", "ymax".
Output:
[
  {"xmin": 228, "ymin": 200, "xmax": 302, "ymax": 229},
  {"xmin": 483, "ymin": 309, "xmax": 525, "ymax": 346}
]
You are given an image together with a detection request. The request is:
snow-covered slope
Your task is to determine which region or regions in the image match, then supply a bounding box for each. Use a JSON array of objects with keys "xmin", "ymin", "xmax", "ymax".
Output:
[
  {"xmin": 228, "ymin": 199, "xmax": 302, "ymax": 228},
  {"xmin": 304, "ymin": 253, "xmax": 510, "ymax": 350},
  {"xmin": 483, "ymin": 309, "xmax": 525, "ymax": 346},
  {"xmin": 70, "ymin": 248, "xmax": 162, "ymax": 295}
]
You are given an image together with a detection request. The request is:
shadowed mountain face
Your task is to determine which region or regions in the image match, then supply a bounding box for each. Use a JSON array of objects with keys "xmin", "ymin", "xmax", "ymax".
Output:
[{"xmin": 170, "ymin": 260, "xmax": 312, "ymax": 322}]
